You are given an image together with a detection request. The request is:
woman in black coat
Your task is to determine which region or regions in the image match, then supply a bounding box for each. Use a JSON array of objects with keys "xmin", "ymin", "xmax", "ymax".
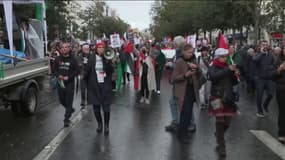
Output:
[
  {"xmin": 272, "ymin": 45, "xmax": 285, "ymax": 143},
  {"xmin": 85, "ymin": 42, "xmax": 114, "ymax": 135},
  {"xmin": 208, "ymin": 48, "xmax": 238, "ymax": 158}
]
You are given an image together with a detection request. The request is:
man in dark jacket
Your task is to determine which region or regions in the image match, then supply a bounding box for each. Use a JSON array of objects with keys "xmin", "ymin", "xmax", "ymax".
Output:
[
  {"xmin": 253, "ymin": 40, "xmax": 275, "ymax": 117},
  {"xmin": 53, "ymin": 42, "xmax": 79, "ymax": 127},
  {"xmin": 272, "ymin": 51, "xmax": 285, "ymax": 143}
]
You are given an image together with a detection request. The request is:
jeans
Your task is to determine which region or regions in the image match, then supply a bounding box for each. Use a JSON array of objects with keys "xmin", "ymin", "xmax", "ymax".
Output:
[{"xmin": 169, "ymin": 87, "xmax": 179, "ymax": 124}]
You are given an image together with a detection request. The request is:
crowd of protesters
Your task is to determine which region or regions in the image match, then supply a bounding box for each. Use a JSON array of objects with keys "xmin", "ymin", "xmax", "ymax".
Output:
[{"xmin": 48, "ymin": 34, "xmax": 285, "ymax": 158}]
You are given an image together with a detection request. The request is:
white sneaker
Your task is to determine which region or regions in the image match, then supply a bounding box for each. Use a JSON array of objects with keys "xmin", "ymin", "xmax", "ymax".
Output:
[
  {"xmin": 256, "ymin": 112, "xmax": 265, "ymax": 118},
  {"xmin": 140, "ymin": 97, "xmax": 145, "ymax": 103},
  {"xmin": 157, "ymin": 90, "xmax": 161, "ymax": 95},
  {"xmin": 278, "ymin": 137, "xmax": 285, "ymax": 143},
  {"xmin": 145, "ymin": 99, "xmax": 150, "ymax": 104}
]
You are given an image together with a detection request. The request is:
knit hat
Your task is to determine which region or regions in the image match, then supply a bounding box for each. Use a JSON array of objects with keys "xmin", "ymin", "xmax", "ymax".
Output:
[
  {"xmin": 214, "ymin": 48, "xmax": 228, "ymax": 58},
  {"xmin": 96, "ymin": 42, "xmax": 105, "ymax": 49}
]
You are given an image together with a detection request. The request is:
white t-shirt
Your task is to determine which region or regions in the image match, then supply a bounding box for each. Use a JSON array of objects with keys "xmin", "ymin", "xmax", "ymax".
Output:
[{"xmin": 95, "ymin": 55, "xmax": 105, "ymax": 83}]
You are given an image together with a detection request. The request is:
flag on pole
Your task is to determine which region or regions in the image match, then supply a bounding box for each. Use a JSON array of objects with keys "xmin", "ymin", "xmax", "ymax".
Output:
[
  {"xmin": 219, "ymin": 32, "xmax": 240, "ymax": 81},
  {"xmin": 218, "ymin": 32, "xmax": 228, "ymax": 49},
  {"xmin": 35, "ymin": 4, "xmax": 43, "ymax": 21}
]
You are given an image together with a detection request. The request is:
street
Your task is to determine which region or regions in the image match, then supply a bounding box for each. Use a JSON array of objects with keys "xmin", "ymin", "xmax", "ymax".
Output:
[{"xmin": 0, "ymin": 75, "xmax": 284, "ymax": 160}]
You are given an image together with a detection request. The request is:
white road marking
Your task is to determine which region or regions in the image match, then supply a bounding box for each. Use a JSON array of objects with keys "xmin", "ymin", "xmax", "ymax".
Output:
[
  {"xmin": 250, "ymin": 130, "xmax": 285, "ymax": 160},
  {"xmin": 33, "ymin": 108, "xmax": 89, "ymax": 160}
]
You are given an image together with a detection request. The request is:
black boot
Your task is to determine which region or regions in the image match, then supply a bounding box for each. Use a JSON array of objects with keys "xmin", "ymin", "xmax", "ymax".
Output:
[
  {"xmin": 104, "ymin": 112, "xmax": 110, "ymax": 135},
  {"xmin": 94, "ymin": 111, "xmax": 103, "ymax": 133},
  {"xmin": 215, "ymin": 122, "xmax": 226, "ymax": 158}
]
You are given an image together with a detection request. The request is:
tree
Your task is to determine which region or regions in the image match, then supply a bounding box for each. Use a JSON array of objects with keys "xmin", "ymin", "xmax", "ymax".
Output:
[
  {"xmin": 79, "ymin": 0, "xmax": 129, "ymax": 40},
  {"xmin": 264, "ymin": 0, "xmax": 285, "ymax": 33},
  {"xmin": 150, "ymin": 0, "xmax": 259, "ymax": 43},
  {"xmin": 45, "ymin": 0, "xmax": 71, "ymax": 40}
]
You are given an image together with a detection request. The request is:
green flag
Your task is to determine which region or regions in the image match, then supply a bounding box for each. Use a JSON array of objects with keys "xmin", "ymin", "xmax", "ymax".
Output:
[{"xmin": 35, "ymin": 4, "xmax": 43, "ymax": 21}]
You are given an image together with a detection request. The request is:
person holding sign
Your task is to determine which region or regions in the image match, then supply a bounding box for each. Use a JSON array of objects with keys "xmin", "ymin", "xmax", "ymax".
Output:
[{"xmin": 85, "ymin": 42, "xmax": 114, "ymax": 135}]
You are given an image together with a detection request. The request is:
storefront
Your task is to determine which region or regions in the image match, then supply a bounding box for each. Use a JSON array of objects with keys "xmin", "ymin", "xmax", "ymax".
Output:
[{"xmin": 270, "ymin": 32, "xmax": 284, "ymax": 47}]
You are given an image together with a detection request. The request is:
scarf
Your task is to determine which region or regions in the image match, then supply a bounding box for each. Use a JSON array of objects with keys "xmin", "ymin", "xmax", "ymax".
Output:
[{"xmin": 212, "ymin": 59, "xmax": 227, "ymax": 68}]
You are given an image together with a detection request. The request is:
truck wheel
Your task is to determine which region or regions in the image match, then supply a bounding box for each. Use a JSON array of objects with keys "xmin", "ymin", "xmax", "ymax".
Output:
[
  {"xmin": 11, "ymin": 102, "xmax": 22, "ymax": 116},
  {"xmin": 23, "ymin": 87, "xmax": 38, "ymax": 115}
]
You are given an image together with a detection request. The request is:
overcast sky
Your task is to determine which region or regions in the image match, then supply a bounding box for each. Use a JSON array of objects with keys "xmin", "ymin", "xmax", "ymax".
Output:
[
  {"xmin": 106, "ymin": 1, "xmax": 154, "ymax": 30},
  {"xmin": 79, "ymin": 1, "xmax": 154, "ymax": 30}
]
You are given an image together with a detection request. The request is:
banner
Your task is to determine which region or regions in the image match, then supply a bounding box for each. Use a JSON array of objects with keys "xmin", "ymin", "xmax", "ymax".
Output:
[
  {"xmin": 110, "ymin": 34, "xmax": 121, "ymax": 48},
  {"xmin": 161, "ymin": 49, "xmax": 176, "ymax": 59}
]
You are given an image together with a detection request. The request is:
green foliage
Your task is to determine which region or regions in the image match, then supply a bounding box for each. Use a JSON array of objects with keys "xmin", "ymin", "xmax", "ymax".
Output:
[
  {"xmin": 78, "ymin": 0, "xmax": 129, "ymax": 40},
  {"xmin": 150, "ymin": 0, "xmax": 261, "ymax": 40},
  {"xmin": 46, "ymin": 0, "xmax": 71, "ymax": 40}
]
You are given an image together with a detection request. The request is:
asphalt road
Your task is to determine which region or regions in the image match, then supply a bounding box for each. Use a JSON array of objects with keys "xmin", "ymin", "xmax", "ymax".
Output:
[{"xmin": 0, "ymin": 76, "xmax": 284, "ymax": 160}]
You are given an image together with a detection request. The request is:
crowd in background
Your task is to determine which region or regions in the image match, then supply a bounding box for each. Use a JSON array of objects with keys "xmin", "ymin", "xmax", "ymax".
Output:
[{"xmin": 47, "ymin": 35, "xmax": 285, "ymax": 158}]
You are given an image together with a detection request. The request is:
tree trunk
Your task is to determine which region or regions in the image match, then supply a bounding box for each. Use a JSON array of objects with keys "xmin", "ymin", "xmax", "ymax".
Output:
[
  {"xmin": 209, "ymin": 30, "xmax": 212, "ymax": 44},
  {"xmin": 253, "ymin": 0, "xmax": 261, "ymax": 46},
  {"xmin": 246, "ymin": 26, "xmax": 249, "ymax": 44},
  {"xmin": 281, "ymin": 6, "xmax": 285, "ymax": 33},
  {"xmin": 240, "ymin": 27, "xmax": 243, "ymax": 46}
]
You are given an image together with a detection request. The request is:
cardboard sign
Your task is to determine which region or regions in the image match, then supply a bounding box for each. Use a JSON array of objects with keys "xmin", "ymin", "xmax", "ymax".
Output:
[
  {"xmin": 187, "ymin": 35, "xmax": 196, "ymax": 48},
  {"xmin": 110, "ymin": 34, "xmax": 121, "ymax": 48}
]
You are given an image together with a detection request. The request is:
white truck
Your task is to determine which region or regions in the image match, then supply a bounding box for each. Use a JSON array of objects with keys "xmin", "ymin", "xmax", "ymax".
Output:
[{"xmin": 0, "ymin": 1, "xmax": 49, "ymax": 115}]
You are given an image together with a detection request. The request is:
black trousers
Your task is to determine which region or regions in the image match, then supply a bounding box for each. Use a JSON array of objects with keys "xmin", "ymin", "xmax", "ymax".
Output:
[
  {"xmin": 246, "ymin": 75, "xmax": 255, "ymax": 94},
  {"xmin": 140, "ymin": 74, "xmax": 149, "ymax": 98},
  {"xmin": 122, "ymin": 62, "xmax": 130, "ymax": 83},
  {"xmin": 93, "ymin": 104, "xmax": 111, "ymax": 113},
  {"xmin": 276, "ymin": 90, "xmax": 285, "ymax": 137},
  {"xmin": 58, "ymin": 82, "xmax": 74, "ymax": 122},
  {"xmin": 156, "ymin": 77, "xmax": 161, "ymax": 91},
  {"xmin": 80, "ymin": 78, "xmax": 87, "ymax": 104},
  {"xmin": 178, "ymin": 84, "xmax": 195, "ymax": 136},
  {"xmin": 256, "ymin": 79, "xmax": 275, "ymax": 113}
]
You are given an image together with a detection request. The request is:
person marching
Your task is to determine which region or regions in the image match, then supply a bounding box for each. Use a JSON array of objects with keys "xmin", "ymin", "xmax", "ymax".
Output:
[
  {"xmin": 208, "ymin": 48, "xmax": 238, "ymax": 157},
  {"xmin": 78, "ymin": 43, "xmax": 91, "ymax": 108},
  {"xmin": 154, "ymin": 44, "xmax": 166, "ymax": 95},
  {"xmin": 53, "ymin": 42, "xmax": 79, "ymax": 127},
  {"xmin": 85, "ymin": 42, "xmax": 114, "ymax": 135},
  {"xmin": 172, "ymin": 44, "xmax": 201, "ymax": 143},
  {"xmin": 197, "ymin": 46, "xmax": 212, "ymax": 109},
  {"xmin": 137, "ymin": 46, "xmax": 156, "ymax": 104},
  {"xmin": 253, "ymin": 40, "xmax": 275, "ymax": 117},
  {"xmin": 271, "ymin": 45, "xmax": 285, "ymax": 143}
]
